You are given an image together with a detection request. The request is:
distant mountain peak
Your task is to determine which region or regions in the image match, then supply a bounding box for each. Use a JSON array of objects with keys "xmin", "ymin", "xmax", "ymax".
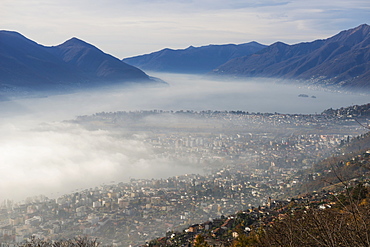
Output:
[
  {"xmin": 59, "ymin": 37, "xmax": 94, "ymax": 48},
  {"xmin": 353, "ymin": 23, "xmax": 369, "ymax": 31},
  {"xmin": 331, "ymin": 24, "xmax": 370, "ymax": 42},
  {"xmin": 0, "ymin": 30, "xmax": 22, "ymax": 36},
  {"xmin": 0, "ymin": 30, "xmax": 28, "ymax": 38},
  {"xmin": 67, "ymin": 37, "xmax": 84, "ymax": 43},
  {"xmin": 0, "ymin": 30, "xmax": 40, "ymax": 47},
  {"xmin": 271, "ymin": 41, "xmax": 289, "ymax": 47},
  {"xmin": 123, "ymin": 42, "xmax": 267, "ymax": 74},
  {"xmin": 0, "ymin": 31, "xmax": 156, "ymax": 96},
  {"xmin": 349, "ymin": 23, "xmax": 370, "ymax": 36}
]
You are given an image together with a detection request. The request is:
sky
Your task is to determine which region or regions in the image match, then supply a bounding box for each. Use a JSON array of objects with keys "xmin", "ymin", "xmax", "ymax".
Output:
[{"xmin": 1, "ymin": 0, "xmax": 369, "ymax": 58}]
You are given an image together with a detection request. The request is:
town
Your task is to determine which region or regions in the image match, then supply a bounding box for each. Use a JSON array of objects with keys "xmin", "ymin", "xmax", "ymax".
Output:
[{"xmin": 0, "ymin": 108, "xmax": 369, "ymax": 246}]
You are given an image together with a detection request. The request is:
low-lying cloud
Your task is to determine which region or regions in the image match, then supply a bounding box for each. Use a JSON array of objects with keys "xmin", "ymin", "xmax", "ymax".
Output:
[
  {"xmin": 0, "ymin": 121, "xmax": 201, "ymax": 201},
  {"xmin": 0, "ymin": 73, "xmax": 369, "ymax": 201}
]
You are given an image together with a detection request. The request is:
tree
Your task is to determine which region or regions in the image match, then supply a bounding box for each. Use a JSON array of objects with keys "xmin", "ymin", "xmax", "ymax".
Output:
[{"xmin": 194, "ymin": 234, "xmax": 209, "ymax": 247}]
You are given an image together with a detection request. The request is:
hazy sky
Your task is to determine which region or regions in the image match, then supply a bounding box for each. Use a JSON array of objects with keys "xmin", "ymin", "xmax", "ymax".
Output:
[{"xmin": 2, "ymin": 0, "xmax": 369, "ymax": 58}]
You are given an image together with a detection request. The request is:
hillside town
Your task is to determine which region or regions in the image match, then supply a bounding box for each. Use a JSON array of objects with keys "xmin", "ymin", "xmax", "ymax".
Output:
[{"xmin": 0, "ymin": 108, "xmax": 369, "ymax": 246}]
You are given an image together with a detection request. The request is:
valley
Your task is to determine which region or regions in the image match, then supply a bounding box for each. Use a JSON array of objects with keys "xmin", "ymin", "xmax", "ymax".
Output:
[{"xmin": 1, "ymin": 105, "xmax": 369, "ymax": 246}]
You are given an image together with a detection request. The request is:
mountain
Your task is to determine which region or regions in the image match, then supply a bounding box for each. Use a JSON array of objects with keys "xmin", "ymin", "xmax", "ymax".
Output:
[
  {"xmin": 0, "ymin": 31, "xmax": 153, "ymax": 94},
  {"xmin": 47, "ymin": 38, "xmax": 150, "ymax": 84},
  {"xmin": 0, "ymin": 31, "xmax": 78, "ymax": 90},
  {"xmin": 212, "ymin": 24, "xmax": 370, "ymax": 90},
  {"xmin": 122, "ymin": 42, "xmax": 267, "ymax": 74}
]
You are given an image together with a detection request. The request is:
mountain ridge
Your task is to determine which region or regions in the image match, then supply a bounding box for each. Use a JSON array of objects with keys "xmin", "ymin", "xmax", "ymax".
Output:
[
  {"xmin": 213, "ymin": 24, "xmax": 370, "ymax": 90},
  {"xmin": 122, "ymin": 42, "xmax": 267, "ymax": 74},
  {"xmin": 48, "ymin": 37, "xmax": 149, "ymax": 82},
  {"xmin": 0, "ymin": 31, "xmax": 155, "ymax": 96}
]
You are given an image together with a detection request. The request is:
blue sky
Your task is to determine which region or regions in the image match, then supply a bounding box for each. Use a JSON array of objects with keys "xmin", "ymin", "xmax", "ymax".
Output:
[{"xmin": 2, "ymin": 0, "xmax": 369, "ymax": 58}]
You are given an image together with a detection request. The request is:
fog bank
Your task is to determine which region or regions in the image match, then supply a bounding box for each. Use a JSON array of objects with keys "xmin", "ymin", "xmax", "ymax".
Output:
[
  {"xmin": 0, "ymin": 73, "xmax": 369, "ymax": 201},
  {"xmin": 2, "ymin": 74, "xmax": 369, "ymax": 121},
  {"xmin": 0, "ymin": 121, "xmax": 202, "ymax": 201}
]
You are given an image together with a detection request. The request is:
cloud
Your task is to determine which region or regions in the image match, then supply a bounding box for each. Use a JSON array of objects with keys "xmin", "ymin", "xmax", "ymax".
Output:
[
  {"xmin": 1, "ymin": 0, "xmax": 369, "ymax": 57},
  {"xmin": 0, "ymin": 120, "xmax": 201, "ymax": 201}
]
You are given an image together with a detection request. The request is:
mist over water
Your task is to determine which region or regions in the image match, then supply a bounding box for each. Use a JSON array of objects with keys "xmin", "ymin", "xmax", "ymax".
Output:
[
  {"xmin": 0, "ymin": 73, "xmax": 369, "ymax": 201},
  {"xmin": 2, "ymin": 73, "xmax": 369, "ymax": 120}
]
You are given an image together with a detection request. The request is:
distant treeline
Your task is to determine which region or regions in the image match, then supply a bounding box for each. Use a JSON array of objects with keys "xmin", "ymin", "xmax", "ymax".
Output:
[
  {"xmin": 322, "ymin": 103, "xmax": 370, "ymax": 118},
  {"xmin": 76, "ymin": 109, "xmax": 322, "ymax": 121},
  {"xmin": 75, "ymin": 102, "xmax": 370, "ymax": 120}
]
